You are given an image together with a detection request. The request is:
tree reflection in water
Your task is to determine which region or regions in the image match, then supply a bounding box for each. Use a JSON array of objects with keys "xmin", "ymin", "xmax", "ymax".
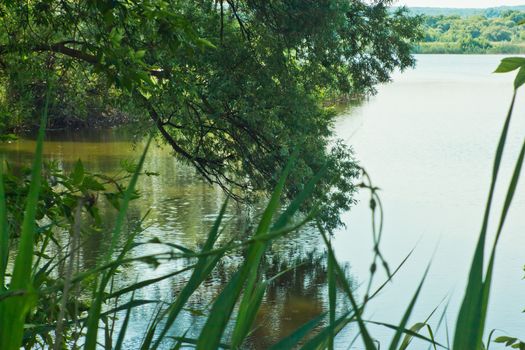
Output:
[{"xmin": 0, "ymin": 130, "xmax": 354, "ymax": 349}]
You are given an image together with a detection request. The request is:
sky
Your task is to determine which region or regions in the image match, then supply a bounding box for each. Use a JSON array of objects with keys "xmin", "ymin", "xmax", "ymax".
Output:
[{"xmin": 397, "ymin": 0, "xmax": 525, "ymax": 8}]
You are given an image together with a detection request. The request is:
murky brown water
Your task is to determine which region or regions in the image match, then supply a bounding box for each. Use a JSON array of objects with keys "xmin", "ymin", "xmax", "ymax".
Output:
[{"xmin": 0, "ymin": 129, "xmax": 338, "ymax": 348}]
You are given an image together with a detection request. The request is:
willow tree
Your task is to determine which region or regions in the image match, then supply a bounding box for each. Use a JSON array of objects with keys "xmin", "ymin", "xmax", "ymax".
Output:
[{"xmin": 0, "ymin": 0, "xmax": 421, "ymax": 229}]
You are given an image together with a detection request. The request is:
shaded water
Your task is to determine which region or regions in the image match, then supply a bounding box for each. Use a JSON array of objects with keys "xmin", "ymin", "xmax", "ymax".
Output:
[
  {"xmin": 1, "ymin": 54, "xmax": 524, "ymax": 348},
  {"xmin": 0, "ymin": 130, "xmax": 336, "ymax": 348}
]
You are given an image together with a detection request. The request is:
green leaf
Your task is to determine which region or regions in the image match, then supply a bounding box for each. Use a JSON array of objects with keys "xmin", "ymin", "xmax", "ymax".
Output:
[
  {"xmin": 104, "ymin": 192, "xmax": 121, "ymax": 211},
  {"xmin": 71, "ymin": 159, "xmax": 84, "ymax": 186},
  {"xmin": 135, "ymin": 50, "xmax": 146, "ymax": 59},
  {"xmin": 399, "ymin": 323, "xmax": 427, "ymax": 350},
  {"xmin": 494, "ymin": 57, "xmax": 525, "ymax": 73},
  {"xmin": 195, "ymin": 37, "xmax": 216, "ymax": 49},
  {"xmin": 81, "ymin": 176, "xmax": 105, "ymax": 191},
  {"xmin": 515, "ymin": 66, "xmax": 525, "ymax": 90},
  {"xmin": 109, "ymin": 28, "xmax": 124, "ymax": 46},
  {"xmin": 495, "ymin": 336, "xmax": 517, "ymax": 345}
]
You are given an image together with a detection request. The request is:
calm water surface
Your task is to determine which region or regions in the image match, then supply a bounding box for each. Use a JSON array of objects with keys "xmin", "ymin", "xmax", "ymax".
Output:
[
  {"xmin": 1, "ymin": 54, "xmax": 524, "ymax": 348},
  {"xmin": 334, "ymin": 54, "xmax": 525, "ymax": 348},
  {"xmin": 1, "ymin": 127, "xmax": 333, "ymax": 348}
]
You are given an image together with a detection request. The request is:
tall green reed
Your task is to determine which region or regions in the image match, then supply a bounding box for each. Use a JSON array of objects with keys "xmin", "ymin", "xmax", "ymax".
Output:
[
  {"xmin": 0, "ymin": 90, "xmax": 49, "ymax": 349},
  {"xmin": 452, "ymin": 57, "xmax": 525, "ymax": 350}
]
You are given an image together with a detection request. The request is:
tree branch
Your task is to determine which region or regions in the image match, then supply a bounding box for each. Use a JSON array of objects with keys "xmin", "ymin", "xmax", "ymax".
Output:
[{"xmin": 0, "ymin": 41, "xmax": 168, "ymax": 78}]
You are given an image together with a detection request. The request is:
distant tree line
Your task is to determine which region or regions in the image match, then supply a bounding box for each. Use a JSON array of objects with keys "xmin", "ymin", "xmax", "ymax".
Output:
[
  {"xmin": 405, "ymin": 5, "xmax": 525, "ymax": 17},
  {"xmin": 415, "ymin": 10, "xmax": 525, "ymax": 54}
]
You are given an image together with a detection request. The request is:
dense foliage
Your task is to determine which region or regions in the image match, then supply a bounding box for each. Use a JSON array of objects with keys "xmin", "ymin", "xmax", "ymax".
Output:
[
  {"xmin": 0, "ymin": 0, "xmax": 422, "ymax": 229},
  {"xmin": 406, "ymin": 5, "xmax": 525, "ymax": 17},
  {"xmin": 415, "ymin": 10, "xmax": 525, "ymax": 54}
]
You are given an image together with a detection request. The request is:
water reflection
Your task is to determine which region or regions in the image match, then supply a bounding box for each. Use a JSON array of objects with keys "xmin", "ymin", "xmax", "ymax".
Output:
[
  {"xmin": 0, "ymin": 129, "xmax": 344, "ymax": 349},
  {"xmin": 249, "ymin": 251, "xmax": 329, "ymax": 348}
]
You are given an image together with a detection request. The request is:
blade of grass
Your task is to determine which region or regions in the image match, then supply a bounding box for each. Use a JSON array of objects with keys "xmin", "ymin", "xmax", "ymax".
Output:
[
  {"xmin": 389, "ymin": 264, "xmax": 431, "ymax": 350},
  {"xmin": 139, "ymin": 303, "xmax": 164, "ymax": 349},
  {"xmin": 453, "ymin": 90, "xmax": 516, "ymax": 350},
  {"xmin": 196, "ymin": 158, "xmax": 296, "ymax": 350},
  {"xmin": 485, "ymin": 329, "xmax": 497, "ymax": 350},
  {"xmin": 196, "ymin": 269, "xmax": 243, "ymax": 349},
  {"xmin": 368, "ymin": 248, "xmax": 415, "ymax": 302},
  {"xmin": 170, "ymin": 329, "xmax": 189, "ymax": 350},
  {"xmin": 478, "ymin": 137, "xmax": 525, "ymax": 345},
  {"xmin": 104, "ymin": 137, "xmax": 152, "ymax": 263},
  {"xmin": 300, "ymin": 313, "xmax": 351, "ymax": 350},
  {"xmin": 400, "ymin": 297, "xmax": 444, "ymax": 350},
  {"xmin": 0, "ymin": 159, "xmax": 8, "ymax": 290},
  {"xmin": 230, "ymin": 162, "xmax": 327, "ymax": 348},
  {"xmin": 84, "ymin": 137, "xmax": 152, "ymax": 350},
  {"xmin": 55, "ymin": 199, "xmax": 83, "ymax": 349},
  {"xmin": 328, "ymin": 235, "xmax": 336, "ymax": 350},
  {"xmin": 400, "ymin": 323, "xmax": 429, "ymax": 350},
  {"xmin": 271, "ymin": 164, "xmax": 327, "ymax": 231},
  {"xmin": 230, "ymin": 262, "xmax": 307, "ymax": 348},
  {"xmin": 366, "ymin": 321, "xmax": 445, "ymax": 349},
  {"xmin": 318, "ymin": 223, "xmax": 376, "ymax": 350},
  {"xmin": 268, "ymin": 313, "xmax": 327, "ymax": 350},
  {"xmin": 114, "ymin": 290, "xmax": 136, "ymax": 350},
  {"xmin": 168, "ymin": 336, "xmax": 230, "ymax": 349},
  {"xmin": 0, "ymin": 89, "xmax": 50, "ymax": 350},
  {"xmin": 427, "ymin": 297, "xmax": 451, "ymax": 350},
  {"xmin": 108, "ymin": 265, "xmax": 196, "ymax": 300},
  {"xmin": 426, "ymin": 325, "xmax": 437, "ymax": 350},
  {"xmin": 149, "ymin": 199, "xmax": 229, "ymax": 350},
  {"xmin": 230, "ymin": 279, "xmax": 267, "ymax": 347}
]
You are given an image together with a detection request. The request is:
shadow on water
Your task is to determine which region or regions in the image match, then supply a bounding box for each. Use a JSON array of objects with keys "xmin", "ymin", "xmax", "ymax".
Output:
[{"xmin": 0, "ymin": 128, "xmax": 354, "ymax": 349}]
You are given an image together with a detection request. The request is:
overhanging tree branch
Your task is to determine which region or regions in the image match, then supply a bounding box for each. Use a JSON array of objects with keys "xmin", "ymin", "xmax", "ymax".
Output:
[{"xmin": 0, "ymin": 41, "xmax": 168, "ymax": 78}]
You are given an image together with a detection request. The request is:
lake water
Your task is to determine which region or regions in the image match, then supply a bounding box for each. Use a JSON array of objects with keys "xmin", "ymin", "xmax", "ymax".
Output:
[
  {"xmin": 1, "ymin": 54, "xmax": 524, "ymax": 348},
  {"xmin": 334, "ymin": 55, "xmax": 525, "ymax": 347}
]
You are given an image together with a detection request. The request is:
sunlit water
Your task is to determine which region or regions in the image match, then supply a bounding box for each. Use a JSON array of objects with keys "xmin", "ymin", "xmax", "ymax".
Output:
[
  {"xmin": 1, "ymin": 54, "xmax": 524, "ymax": 348},
  {"xmin": 334, "ymin": 54, "xmax": 525, "ymax": 348}
]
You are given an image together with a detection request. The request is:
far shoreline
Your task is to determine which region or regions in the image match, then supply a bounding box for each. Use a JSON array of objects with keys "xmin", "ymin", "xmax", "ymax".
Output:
[{"xmin": 413, "ymin": 43, "xmax": 525, "ymax": 55}]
